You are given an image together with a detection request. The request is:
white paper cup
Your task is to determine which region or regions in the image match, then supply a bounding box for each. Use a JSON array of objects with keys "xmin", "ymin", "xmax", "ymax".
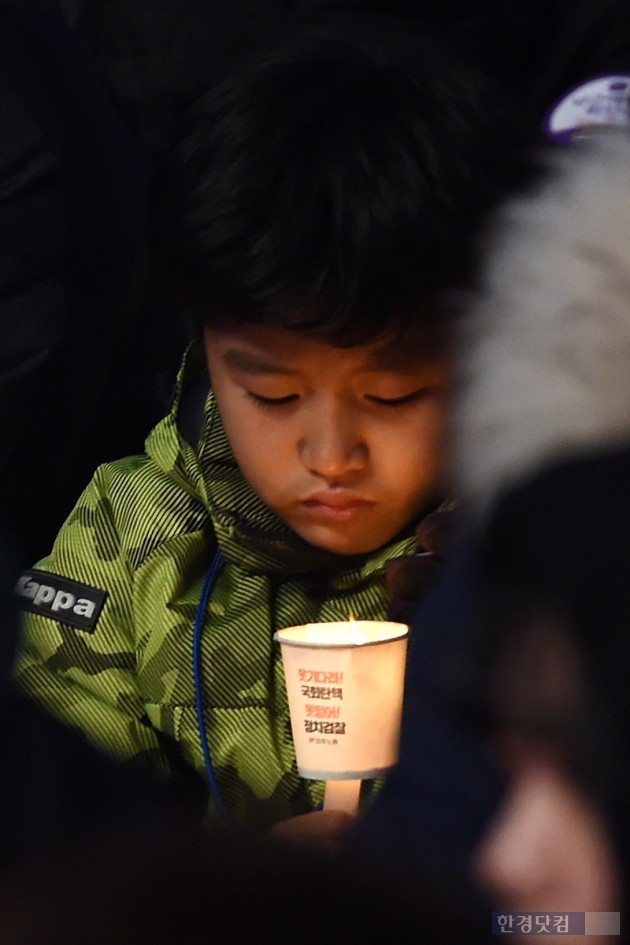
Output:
[{"xmin": 274, "ymin": 620, "xmax": 409, "ymax": 780}]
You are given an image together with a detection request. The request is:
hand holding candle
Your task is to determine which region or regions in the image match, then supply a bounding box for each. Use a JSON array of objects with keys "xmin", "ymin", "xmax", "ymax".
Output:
[{"xmin": 274, "ymin": 619, "xmax": 409, "ymax": 816}]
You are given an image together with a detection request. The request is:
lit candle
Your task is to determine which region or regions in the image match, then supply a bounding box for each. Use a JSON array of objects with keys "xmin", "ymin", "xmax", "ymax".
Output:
[{"xmin": 274, "ymin": 619, "xmax": 410, "ymax": 816}]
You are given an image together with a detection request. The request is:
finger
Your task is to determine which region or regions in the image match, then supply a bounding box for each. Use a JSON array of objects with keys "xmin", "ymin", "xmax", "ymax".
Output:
[
  {"xmin": 270, "ymin": 810, "xmax": 355, "ymax": 854},
  {"xmin": 386, "ymin": 553, "xmax": 441, "ymax": 600},
  {"xmin": 416, "ymin": 509, "xmax": 455, "ymax": 557}
]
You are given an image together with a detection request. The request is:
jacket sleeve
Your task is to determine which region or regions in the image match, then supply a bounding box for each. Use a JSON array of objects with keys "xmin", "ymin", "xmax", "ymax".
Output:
[{"xmin": 12, "ymin": 459, "xmax": 175, "ymax": 782}]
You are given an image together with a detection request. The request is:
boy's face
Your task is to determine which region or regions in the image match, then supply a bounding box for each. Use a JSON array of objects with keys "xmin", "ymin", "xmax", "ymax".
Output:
[{"xmin": 203, "ymin": 323, "xmax": 452, "ymax": 555}]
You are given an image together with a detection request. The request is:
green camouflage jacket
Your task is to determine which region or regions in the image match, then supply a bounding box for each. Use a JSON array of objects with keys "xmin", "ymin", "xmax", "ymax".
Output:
[{"xmin": 14, "ymin": 345, "xmax": 419, "ymax": 830}]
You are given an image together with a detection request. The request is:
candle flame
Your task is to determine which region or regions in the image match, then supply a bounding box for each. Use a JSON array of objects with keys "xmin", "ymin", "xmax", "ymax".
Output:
[{"xmin": 348, "ymin": 612, "xmax": 366, "ymax": 645}]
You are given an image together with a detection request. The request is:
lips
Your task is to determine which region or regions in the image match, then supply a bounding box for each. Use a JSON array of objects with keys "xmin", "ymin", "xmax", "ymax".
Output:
[{"xmin": 301, "ymin": 493, "xmax": 374, "ymax": 521}]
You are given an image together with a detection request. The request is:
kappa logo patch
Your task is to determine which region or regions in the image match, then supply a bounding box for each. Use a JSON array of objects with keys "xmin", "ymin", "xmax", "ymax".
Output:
[{"xmin": 15, "ymin": 569, "xmax": 107, "ymax": 632}]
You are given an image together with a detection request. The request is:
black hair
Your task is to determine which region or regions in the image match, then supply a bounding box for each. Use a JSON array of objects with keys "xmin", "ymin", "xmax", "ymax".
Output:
[{"xmin": 151, "ymin": 24, "xmax": 534, "ymax": 346}]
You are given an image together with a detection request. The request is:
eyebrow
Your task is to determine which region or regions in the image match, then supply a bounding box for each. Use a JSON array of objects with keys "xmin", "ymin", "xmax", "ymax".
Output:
[
  {"xmin": 221, "ymin": 348, "xmax": 298, "ymax": 376},
  {"xmin": 365, "ymin": 338, "xmax": 443, "ymax": 372},
  {"xmin": 221, "ymin": 337, "xmax": 445, "ymax": 376}
]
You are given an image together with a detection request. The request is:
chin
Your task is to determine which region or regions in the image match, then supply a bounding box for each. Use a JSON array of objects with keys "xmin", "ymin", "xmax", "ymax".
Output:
[{"xmin": 297, "ymin": 528, "xmax": 390, "ymax": 557}]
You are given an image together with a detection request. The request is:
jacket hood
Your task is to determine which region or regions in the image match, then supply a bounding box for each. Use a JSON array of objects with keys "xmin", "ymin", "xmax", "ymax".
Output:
[{"xmin": 450, "ymin": 130, "xmax": 630, "ymax": 520}]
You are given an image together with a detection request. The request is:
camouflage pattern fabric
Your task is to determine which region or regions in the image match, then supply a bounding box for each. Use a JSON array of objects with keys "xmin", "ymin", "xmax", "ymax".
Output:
[{"xmin": 13, "ymin": 345, "xmax": 420, "ymax": 830}]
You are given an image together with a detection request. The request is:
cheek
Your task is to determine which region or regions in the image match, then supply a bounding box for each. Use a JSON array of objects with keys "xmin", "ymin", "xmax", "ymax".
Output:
[
  {"xmin": 229, "ymin": 432, "xmax": 280, "ymax": 487},
  {"xmin": 472, "ymin": 794, "xmax": 545, "ymax": 903},
  {"xmin": 219, "ymin": 407, "xmax": 294, "ymax": 498},
  {"xmin": 383, "ymin": 406, "xmax": 449, "ymax": 485}
]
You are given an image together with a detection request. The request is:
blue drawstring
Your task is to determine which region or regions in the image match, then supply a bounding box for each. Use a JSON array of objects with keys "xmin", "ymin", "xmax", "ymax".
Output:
[{"xmin": 192, "ymin": 548, "xmax": 232, "ymax": 824}]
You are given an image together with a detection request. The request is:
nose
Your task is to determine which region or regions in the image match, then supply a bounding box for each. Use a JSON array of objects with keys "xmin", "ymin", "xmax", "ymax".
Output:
[{"xmin": 298, "ymin": 405, "xmax": 367, "ymax": 480}]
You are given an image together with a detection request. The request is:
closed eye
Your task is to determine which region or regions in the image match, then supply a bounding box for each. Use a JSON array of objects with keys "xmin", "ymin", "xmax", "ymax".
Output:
[
  {"xmin": 366, "ymin": 389, "xmax": 429, "ymax": 407},
  {"xmin": 246, "ymin": 391, "xmax": 299, "ymax": 410}
]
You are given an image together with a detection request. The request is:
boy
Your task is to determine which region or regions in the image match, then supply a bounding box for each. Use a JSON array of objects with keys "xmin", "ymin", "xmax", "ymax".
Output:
[{"xmin": 13, "ymin": 29, "xmax": 524, "ymax": 834}]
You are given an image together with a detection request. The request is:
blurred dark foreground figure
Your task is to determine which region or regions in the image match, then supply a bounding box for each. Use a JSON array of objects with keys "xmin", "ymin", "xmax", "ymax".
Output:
[
  {"xmin": 464, "ymin": 445, "xmax": 630, "ymax": 940},
  {"xmin": 0, "ymin": 825, "xmax": 490, "ymax": 945},
  {"xmin": 351, "ymin": 129, "xmax": 630, "ymax": 886}
]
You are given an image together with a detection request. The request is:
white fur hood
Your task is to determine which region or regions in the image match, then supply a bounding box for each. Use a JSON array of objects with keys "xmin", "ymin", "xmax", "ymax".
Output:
[{"xmin": 450, "ymin": 130, "xmax": 630, "ymax": 520}]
